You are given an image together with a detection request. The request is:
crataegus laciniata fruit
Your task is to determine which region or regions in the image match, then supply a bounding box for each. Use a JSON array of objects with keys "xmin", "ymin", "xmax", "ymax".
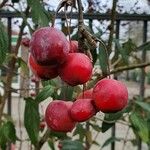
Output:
[
  {"xmin": 93, "ymin": 79, "xmax": 128, "ymax": 113},
  {"xmin": 28, "ymin": 55, "xmax": 58, "ymax": 80},
  {"xmin": 59, "ymin": 53, "xmax": 93, "ymax": 86},
  {"xmin": 45, "ymin": 100, "xmax": 76, "ymax": 132},
  {"xmin": 77, "ymin": 88, "xmax": 93, "ymax": 99},
  {"xmin": 70, "ymin": 99, "xmax": 96, "ymax": 122},
  {"xmin": 69, "ymin": 40, "xmax": 78, "ymax": 53},
  {"xmin": 30, "ymin": 27, "xmax": 69, "ymax": 66}
]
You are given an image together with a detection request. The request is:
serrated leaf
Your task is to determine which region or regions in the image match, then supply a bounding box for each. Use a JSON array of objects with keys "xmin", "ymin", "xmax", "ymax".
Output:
[
  {"xmin": 0, "ymin": 121, "xmax": 17, "ymax": 150},
  {"xmin": 98, "ymin": 42, "xmax": 109, "ymax": 76},
  {"xmin": 101, "ymin": 137, "xmax": 121, "ymax": 149},
  {"xmin": 27, "ymin": 0, "xmax": 51, "ymax": 27},
  {"xmin": 135, "ymin": 101, "xmax": 150, "ymax": 113},
  {"xmin": 17, "ymin": 57, "xmax": 29, "ymax": 75},
  {"xmin": 62, "ymin": 140, "xmax": 84, "ymax": 150},
  {"xmin": 35, "ymin": 85, "xmax": 55, "ymax": 103},
  {"xmin": 130, "ymin": 112, "xmax": 149, "ymax": 143},
  {"xmin": 24, "ymin": 97, "xmax": 40, "ymax": 145},
  {"xmin": 0, "ymin": 22, "xmax": 8, "ymax": 66}
]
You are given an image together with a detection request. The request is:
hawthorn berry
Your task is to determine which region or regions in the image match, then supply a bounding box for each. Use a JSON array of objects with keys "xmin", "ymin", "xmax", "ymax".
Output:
[
  {"xmin": 70, "ymin": 99, "xmax": 96, "ymax": 122},
  {"xmin": 93, "ymin": 78, "xmax": 128, "ymax": 113},
  {"xmin": 30, "ymin": 27, "xmax": 70, "ymax": 66},
  {"xmin": 28, "ymin": 55, "xmax": 58, "ymax": 80},
  {"xmin": 59, "ymin": 53, "xmax": 93, "ymax": 86},
  {"xmin": 45, "ymin": 100, "xmax": 76, "ymax": 132}
]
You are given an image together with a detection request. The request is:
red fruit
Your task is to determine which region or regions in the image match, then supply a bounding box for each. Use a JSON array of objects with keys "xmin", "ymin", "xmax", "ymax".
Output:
[
  {"xmin": 59, "ymin": 53, "xmax": 93, "ymax": 86},
  {"xmin": 93, "ymin": 79, "xmax": 128, "ymax": 113},
  {"xmin": 39, "ymin": 121, "xmax": 46, "ymax": 129},
  {"xmin": 29, "ymin": 55, "xmax": 58, "ymax": 80},
  {"xmin": 21, "ymin": 37, "xmax": 30, "ymax": 47},
  {"xmin": 77, "ymin": 88, "xmax": 93, "ymax": 99},
  {"xmin": 70, "ymin": 99, "xmax": 96, "ymax": 122},
  {"xmin": 45, "ymin": 100, "xmax": 76, "ymax": 132},
  {"xmin": 30, "ymin": 91, "xmax": 36, "ymax": 97},
  {"xmin": 69, "ymin": 40, "xmax": 78, "ymax": 53},
  {"xmin": 30, "ymin": 27, "xmax": 70, "ymax": 66}
]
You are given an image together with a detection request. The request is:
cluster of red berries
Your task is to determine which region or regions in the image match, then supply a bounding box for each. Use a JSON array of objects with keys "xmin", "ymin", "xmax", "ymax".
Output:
[
  {"xmin": 28, "ymin": 27, "xmax": 128, "ymax": 133},
  {"xmin": 28, "ymin": 27, "xmax": 92, "ymax": 86}
]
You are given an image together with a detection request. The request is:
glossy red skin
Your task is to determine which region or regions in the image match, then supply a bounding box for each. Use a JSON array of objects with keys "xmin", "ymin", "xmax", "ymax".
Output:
[
  {"xmin": 30, "ymin": 27, "xmax": 70, "ymax": 66},
  {"xmin": 93, "ymin": 79, "xmax": 128, "ymax": 113},
  {"xmin": 77, "ymin": 88, "xmax": 93, "ymax": 99},
  {"xmin": 59, "ymin": 53, "xmax": 93, "ymax": 86},
  {"xmin": 69, "ymin": 40, "xmax": 78, "ymax": 53},
  {"xmin": 45, "ymin": 100, "xmax": 76, "ymax": 132},
  {"xmin": 70, "ymin": 99, "xmax": 96, "ymax": 122},
  {"xmin": 21, "ymin": 37, "xmax": 30, "ymax": 47},
  {"xmin": 30, "ymin": 92, "xmax": 36, "ymax": 97},
  {"xmin": 29, "ymin": 55, "xmax": 58, "ymax": 80}
]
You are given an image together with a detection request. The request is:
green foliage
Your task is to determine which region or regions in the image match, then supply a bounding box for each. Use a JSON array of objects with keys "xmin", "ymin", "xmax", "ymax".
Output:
[
  {"xmin": 35, "ymin": 85, "xmax": 55, "ymax": 103},
  {"xmin": 24, "ymin": 97, "xmax": 40, "ymax": 145},
  {"xmin": 0, "ymin": 121, "xmax": 17, "ymax": 150},
  {"xmin": 101, "ymin": 137, "xmax": 121, "ymax": 149},
  {"xmin": 130, "ymin": 112, "xmax": 149, "ymax": 143},
  {"xmin": 0, "ymin": 22, "xmax": 8, "ymax": 66},
  {"xmin": 135, "ymin": 101, "xmax": 150, "ymax": 113},
  {"xmin": 27, "ymin": 0, "xmax": 51, "ymax": 27},
  {"xmin": 61, "ymin": 140, "xmax": 84, "ymax": 150}
]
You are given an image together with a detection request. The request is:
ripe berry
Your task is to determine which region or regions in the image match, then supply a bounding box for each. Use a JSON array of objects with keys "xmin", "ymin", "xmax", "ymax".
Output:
[
  {"xmin": 30, "ymin": 91, "xmax": 36, "ymax": 97},
  {"xmin": 70, "ymin": 99, "xmax": 96, "ymax": 122},
  {"xmin": 69, "ymin": 40, "xmax": 78, "ymax": 53},
  {"xmin": 45, "ymin": 100, "xmax": 76, "ymax": 132},
  {"xmin": 28, "ymin": 55, "xmax": 58, "ymax": 80},
  {"xmin": 59, "ymin": 53, "xmax": 93, "ymax": 86},
  {"xmin": 77, "ymin": 88, "xmax": 93, "ymax": 99},
  {"xmin": 93, "ymin": 79, "xmax": 128, "ymax": 113},
  {"xmin": 30, "ymin": 27, "xmax": 69, "ymax": 66},
  {"xmin": 21, "ymin": 37, "xmax": 30, "ymax": 47},
  {"xmin": 39, "ymin": 121, "xmax": 46, "ymax": 130}
]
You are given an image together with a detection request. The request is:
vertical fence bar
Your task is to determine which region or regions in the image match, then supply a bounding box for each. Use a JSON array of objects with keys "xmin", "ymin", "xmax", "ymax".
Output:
[
  {"xmin": 7, "ymin": 17, "xmax": 12, "ymax": 116},
  {"xmin": 138, "ymin": 20, "xmax": 148, "ymax": 150},
  {"xmin": 111, "ymin": 19, "xmax": 120, "ymax": 150}
]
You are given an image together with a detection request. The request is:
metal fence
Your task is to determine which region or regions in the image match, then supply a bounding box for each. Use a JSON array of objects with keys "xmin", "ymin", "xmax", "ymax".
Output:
[{"xmin": 0, "ymin": 11, "xmax": 150, "ymax": 150}]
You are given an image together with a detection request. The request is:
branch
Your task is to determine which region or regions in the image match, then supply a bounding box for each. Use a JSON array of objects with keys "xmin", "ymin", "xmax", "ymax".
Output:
[
  {"xmin": 0, "ymin": 0, "xmax": 8, "ymax": 9},
  {"xmin": 77, "ymin": 0, "xmax": 84, "ymax": 25},
  {"xmin": 107, "ymin": 0, "xmax": 117, "ymax": 53}
]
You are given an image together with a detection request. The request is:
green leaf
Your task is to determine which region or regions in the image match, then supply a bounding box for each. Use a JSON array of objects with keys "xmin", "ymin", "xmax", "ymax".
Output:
[
  {"xmin": 61, "ymin": 140, "xmax": 84, "ymax": 150},
  {"xmin": 48, "ymin": 139, "xmax": 55, "ymax": 150},
  {"xmin": 12, "ymin": 0, "xmax": 19, "ymax": 3},
  {"xmin": 98, "ymin": 42, "xmax": 109, "ymax": 76},
  {"xmin": 137, "ymin": 41, "xmax": 150, "ymax": 51},
  {"xmin": 35, "ymin": 85, "xmax": 55, "ymax": 103},
  {"xmin": 58, "ymin": 86, "xmax": 74, "ymax": 101},
  {"xmin": 27, "ymin": 0, "xmax": 51, "ymax": 27},
  {"xmin": 24, "ymin": 97, "xmax": 40, "ymax": 145},
  {"xmin": 101, "ymin": 111, "xmax": 123, "ymax": 133},
  {"xmin": 130, "ymin": 112, "xmax": 149, "ymax": 143},
  {"xmin": 0, "ymin": 22, "xmax": 8, "ymax": 66},
  {"xmin": 0, "ymin": 121, "xmax": 17, "ymax": 150},
  {"xmin": 90, "ymin": 123, "xmax": 101, "ymax": 132},
  {"xmin": 101, "ymin": 137, "xmax": 121, "ymax": 149},
  {"xmin": 17, "ymin": 57, "xmax": 29, "ymax": 75},
  {"xmin": 115, "ymin": 39, "xmax": 128, "ymax": 65},
  {"xmin": 135, "ymin": 101, "xmax": 150, "ymax": 113}
]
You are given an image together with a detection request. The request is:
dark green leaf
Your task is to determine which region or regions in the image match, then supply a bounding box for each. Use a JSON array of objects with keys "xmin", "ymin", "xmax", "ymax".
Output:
[
  {"xmin": 137, "ymin": 41, "xmax": 150, "ymax": 51},
  {"xmin": 50, "ymin": 131, "xmax": 68, "ymax": 140},
  {"xmin": 62, "ymin": 140, "xmax": 84, "ymax": 150},
  {"xmin": 0, "ymin": 22, "xmax": 8, "ymax": 66},
  {"xmin": 90, "ymin": 123, "xmax": 101, "ymax": 132},
  {"xmin": 98, "ymin": 42, "xmax": 109, "ymax": 76},
  {"xmin": 0, "ymin": 121, "xmax": 17, "ymax": 150},
  {"xmin": 102, "ymin": 111, "xmax": 123, "ymax": 133},
  {"xmin": 58, "ymin": 86, "xmax": 74, "ymax": 101},
  {"xmin": 35, "ymin": 85, "xmax": 55, "ymax": 103},
  {"xmin": 24, "ymin": 97, "xmax": 40, "ymax": 145},
  {"xmin": 27, "ymin": 0, "xmax": 51, "ymax": 27},
  {"xmin": 135, "ymin": 101, "xmax": 150, "ymax": 113},
  {"xmin": 12, "ymin": 0, "xmax": 19, "ymax": 3},
  {"xmin": 101, "ymin": 137, "xmax": 121, "ymax": 149},
  {"xmin": 130, "ymin": 112, "xmax": 149, "ymax": 143},
  {"xmin": 48, "ymin": 139, "xmax": 55, "ymax": 150}
]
